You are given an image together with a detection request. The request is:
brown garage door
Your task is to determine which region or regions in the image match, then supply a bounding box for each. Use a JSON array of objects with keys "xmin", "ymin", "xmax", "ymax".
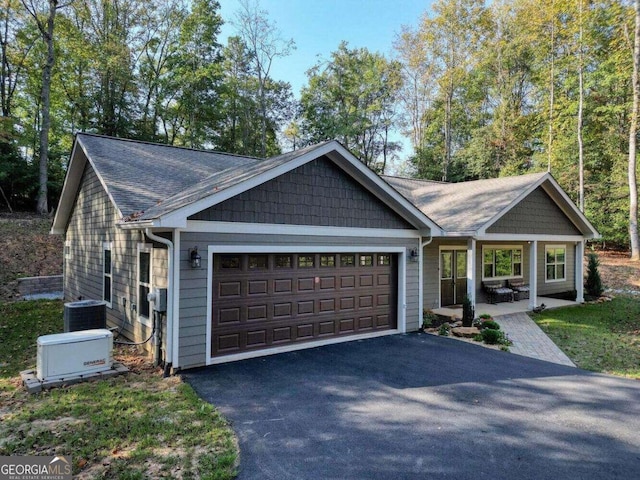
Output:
[{"xmin": 211, "ymin": 252, "xmax": 397, "ymax": 357}]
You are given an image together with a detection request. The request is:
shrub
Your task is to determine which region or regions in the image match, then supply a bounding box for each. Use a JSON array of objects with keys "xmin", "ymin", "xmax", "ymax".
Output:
[
  {"xmin": 585, "ymin": 252, "xmax": 604, "ymax": 298},
  {"xmin": 480, "ymin": 320, "xmax": 500, "ymax": 331},
  {"xmin": 478, "ymin": 313, "xmax": 492, "ymax": 320},
  {"xmin": 462, "ymin": 295, "xmax": 474, "ymax": 327},
  {"xmin": 438, "ymin": 323, "xmax": 451, "ymax": 336},
  {"xmin": 422, "ymin": 310, "xmax": 438, "ymax": 329},
  {"xmin": 481, "ymin": 328, "xmax": 502, "ymax": 344}
]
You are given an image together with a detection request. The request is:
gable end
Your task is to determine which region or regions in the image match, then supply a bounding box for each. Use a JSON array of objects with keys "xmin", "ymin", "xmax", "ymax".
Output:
[
  {"xmin": 486, "ymin": 186, "xmax": 582, "ymax": 235},
  {"xmin": 188, "ymin": 156, "xmax": 414, "ymax": 230}
]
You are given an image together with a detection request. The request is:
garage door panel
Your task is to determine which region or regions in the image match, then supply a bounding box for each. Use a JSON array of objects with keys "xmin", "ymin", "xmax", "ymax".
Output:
[
  {"xmin": 297, "ymin": 324, "xmax": 314, "ymax": 338},
  {"xmin": 274, "ymin": 302, "xmax": 292, "ymax": 318},
  {"xmin": 320, "ymin": 276, "xmax": 336, "ymax": 289},
  {"xmin": 211, "ymin": 252, "xmax": 398, "ymax": 357},
  {"xmin": 339, "ymin": 318, "xmax": 355, "ymax": 332},
  {"xmin": 218, "ymin": 308, "xmax": 240, "ymax": 323},
  {"xmin": 298, "ymin": 278, "xmax": 315, "ymax": 291},
  {"xmin": 341, "ymin": 276, "xmax": 355, "ymax": 288},
  {"xmin": 248, "ymin": 280, "xmax": 268, "ymax": 295},
  {"xmin": 297, "ymin": 300, "xmax": 314, "ymax": 315},
  {"xmin": 247, "ymin": 305, "xmax": 267, "ymax": 321},
  {"xmin": 219, "ymin": 281, "xmax": 241, "ymax": 297},
  {"xmin": 318, "ymin": 321, "xmax": 335, "ymax": 336},
  {"xmin": 274, "ymin": 279, "xmax": 293, "ymax": 293},
  {"xmin": 246, "ymin": 330, "xmax": 267, "ymax": 347},
  {"xmin": 358, "ymin": 316, "xmax": 373, "ymax": 329}
]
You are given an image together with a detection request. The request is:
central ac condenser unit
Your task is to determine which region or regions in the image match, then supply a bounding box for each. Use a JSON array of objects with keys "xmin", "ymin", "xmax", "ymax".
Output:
[
  {"xmin": 64, "ymin": 300, "xmax": 107, "ymax": 332},
  {"xmin": 37, "ymin": 329, "xmax": 113, "ymax": 382}
]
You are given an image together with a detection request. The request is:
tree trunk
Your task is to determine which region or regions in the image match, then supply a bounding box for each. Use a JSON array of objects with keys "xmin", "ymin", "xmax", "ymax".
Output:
[
  {"xmin": 629, "ymin": 0, "xmax": 640, "ymax": 261},
  {"xmin": 577, "ymin": 0, "xmax": 585, "ymax": 212},
  {"xmin": 30, "ymin": 0, "xmax": 58, "ymax": 215},
  {"xmin": 547, "ymin": 0, "xmax": 555, "ymax": 173}
]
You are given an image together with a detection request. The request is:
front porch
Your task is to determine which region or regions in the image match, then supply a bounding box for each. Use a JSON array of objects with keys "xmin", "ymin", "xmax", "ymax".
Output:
[{"xmin": 432, "ymin": 296, "xmax": 577, "ymax": 319}]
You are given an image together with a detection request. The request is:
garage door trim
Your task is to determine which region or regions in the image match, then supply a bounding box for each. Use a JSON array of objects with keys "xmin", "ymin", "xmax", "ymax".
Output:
[{"xmin": 205, "ymin": 245, "xmax": 407, "ymax": 365}]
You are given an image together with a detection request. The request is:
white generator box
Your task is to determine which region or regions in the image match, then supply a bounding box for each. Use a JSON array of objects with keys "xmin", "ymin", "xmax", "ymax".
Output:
[{"xmin": 36, "ymin": 329, "xmax": 113, "ymax": 382}]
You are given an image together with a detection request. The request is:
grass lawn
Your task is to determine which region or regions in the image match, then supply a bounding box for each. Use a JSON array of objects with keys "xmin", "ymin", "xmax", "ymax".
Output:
[
  {"xmin": 531, "ymin": 296, "xmax": 640, "ymax": 379},
  {"xmin": 0, "ymin": 300, "xmax": 238, "ymax": 479}
]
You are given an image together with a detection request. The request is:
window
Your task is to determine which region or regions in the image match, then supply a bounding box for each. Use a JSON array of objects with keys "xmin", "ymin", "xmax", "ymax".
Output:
[
  {"xmin": 138, "ymin": 244, "xmax": 152, "ymax": 325},
  {"xmin": 359, "ymin": 254, "xmax": 373, "ymax": 266},
  {"xmin": 320, "ymin": 255, "xmax": 335, "ymax": 267},
  {"xmin": 545, "ymin": 245, "xmax": 566, "ymax": 282},
  {"xmin": 378, "ymin": 254, "xmax": 391, "ymax": 266},
  {"xmin": 248, "ymin": 255, "xmax": 268, "ymax": 269},
  {"xmin": 340, "ymin": 254, "xmax": 355, "ymax": 267},
  {"xmin": 298, "ymin": 255, "xmax": 314, "ymax": 268},
  {"xmin": 220, "ymin": 255, "xmax": 240, "ymax": 269},
  {"xmin": 275, "ymin": 255, "xmax": 292, "ymax": 268},
  {"xmin": 103, "ymin": 242, "xmax": 112, "ymax": 308},
  {"xmin": 482, "ymin": 246, "xmax": 523, "ymax": 280}
]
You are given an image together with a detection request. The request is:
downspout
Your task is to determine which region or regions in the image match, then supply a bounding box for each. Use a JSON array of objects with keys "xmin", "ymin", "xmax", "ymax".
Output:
[{"xmin": 145, "ymin": 228, "xmax": 173, "ymax": 376}]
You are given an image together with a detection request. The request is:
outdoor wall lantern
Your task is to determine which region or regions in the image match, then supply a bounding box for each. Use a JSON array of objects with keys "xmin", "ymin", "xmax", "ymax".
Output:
[
  {"xmin": 189, "ymin": 247, "xmax": 201, "ymax": 269},
  {"xmin": 409, "ymin": 248, "xmax": 419, "ymax": 262}
]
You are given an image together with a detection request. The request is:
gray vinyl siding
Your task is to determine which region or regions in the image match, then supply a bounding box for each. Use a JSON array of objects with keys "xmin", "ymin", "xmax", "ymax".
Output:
[
  {"xmin": 487, "ymin": 187, "xmax": 582, "ymax": 235},
  {"xmin": 63, "ymin": 160, "xmax": 169, "ymax": 354},
  {"xmin": 177, "ymin": 231, "xmax": 420, "ymax": 369},
  {"xmin": 188, "ymin": 156, "xmax": 414, "ymax": 230},
  {"xmin": 537, "ymin": 242, "xmax": 575, "ymax": 296}
]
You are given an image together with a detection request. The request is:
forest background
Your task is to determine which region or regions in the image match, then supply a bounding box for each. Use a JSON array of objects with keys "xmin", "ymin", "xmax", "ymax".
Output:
[{"xmin": 0, "ymin": 0, "xmax": 636, "ymax": 249}]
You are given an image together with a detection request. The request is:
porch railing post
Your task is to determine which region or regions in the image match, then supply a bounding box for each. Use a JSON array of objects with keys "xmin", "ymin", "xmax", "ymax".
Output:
[
  {"xmin": 575, "ymin": 240, "xmax": 584, "ymax": 303},
  {"xmin": 529, "ymin": 240, "xmax": 538, "ymax": 310},
  {"xmin": 467, "ymin": 238, "xmax": 476, "ymax": 310}
]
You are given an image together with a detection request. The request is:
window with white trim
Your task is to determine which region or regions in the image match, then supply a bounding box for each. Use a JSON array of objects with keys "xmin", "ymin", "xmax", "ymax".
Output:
[
  {"xmin": 103, "ymin": 242, "xmax": 112, "ymax": 308},
  {"xmin": 545, "ymin": 245, "xmax": 566, "ymax": 282},
  {"xmin": 482, "ymin": 246, "xmax": 523, "ymax": 280},
  {"xmin": 137, "ymin": 244, "xmax": 152, "ymax": 325}
]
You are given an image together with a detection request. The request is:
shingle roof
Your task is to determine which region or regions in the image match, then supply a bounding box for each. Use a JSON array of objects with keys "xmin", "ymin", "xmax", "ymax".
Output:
[
  {"xmin": 383, "ymin": 172, "xmax": 548, "ymax": 233},
  {"xmin": 77, "ymin": 133, "xmax": 262, "ymax": 217}
]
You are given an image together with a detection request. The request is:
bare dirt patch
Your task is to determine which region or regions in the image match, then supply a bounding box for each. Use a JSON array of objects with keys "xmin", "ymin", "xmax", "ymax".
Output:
[
  {"xmin": 0, "ymin": 213, "xmax": 62, "ymax": 301},
  {"xmin": 593, "ymin": 250, "xmax": 640, "ymax": 293}
]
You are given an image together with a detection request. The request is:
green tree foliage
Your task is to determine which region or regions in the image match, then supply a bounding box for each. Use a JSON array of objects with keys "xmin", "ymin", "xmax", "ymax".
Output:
[
  {"xmin": 299, "ymin": 42, "xmax": 403, "ymax": 173},
  {"xmin": 395, "ymin": 0, "xmax": 636, "ymax": 247}
]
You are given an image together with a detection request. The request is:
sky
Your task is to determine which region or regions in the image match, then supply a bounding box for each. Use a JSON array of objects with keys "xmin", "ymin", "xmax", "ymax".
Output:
[
  {"xmin": 216, "ymin": 0, "xmax": 435, "ymax": 165},
  {"xmin": 217, "ymin": 0, "xmax": 433, "ymax": 97}
]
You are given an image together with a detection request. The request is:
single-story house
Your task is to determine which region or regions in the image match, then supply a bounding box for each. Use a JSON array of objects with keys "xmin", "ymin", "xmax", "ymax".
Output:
[{"xmin": 52, "ymin": 133, "xmax": 599, "ymax": 371}]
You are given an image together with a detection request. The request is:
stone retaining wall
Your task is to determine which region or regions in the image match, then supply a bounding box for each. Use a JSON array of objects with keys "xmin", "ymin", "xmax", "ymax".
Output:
[{"xmin": 17, "ymin": 275, "xmax": 63, "ymax": 296}]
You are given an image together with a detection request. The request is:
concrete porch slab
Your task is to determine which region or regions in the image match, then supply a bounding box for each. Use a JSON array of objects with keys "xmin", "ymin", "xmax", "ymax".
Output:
[{"xmin": 432, "ymin": 296, "xmax": 577, "ymax": 319}]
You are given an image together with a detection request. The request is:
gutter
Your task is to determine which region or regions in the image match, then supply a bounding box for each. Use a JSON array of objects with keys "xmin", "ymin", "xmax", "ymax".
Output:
[{"xmin": 144, "ymin": 228, "xmax": 174, "ymax": 374}]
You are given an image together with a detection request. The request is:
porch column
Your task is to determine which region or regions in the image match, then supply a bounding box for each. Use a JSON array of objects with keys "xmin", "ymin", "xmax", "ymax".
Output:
[
  {"xmin": 467, "ymin": 238, "xmax": 476, "ymax": 309},
  {"xmin": 575, "ymin": 240, "xmax": 584, "ymax": 303},
  {"xmin": 529, "ymin": 240, "xmax": 538, "ymax": 310}
]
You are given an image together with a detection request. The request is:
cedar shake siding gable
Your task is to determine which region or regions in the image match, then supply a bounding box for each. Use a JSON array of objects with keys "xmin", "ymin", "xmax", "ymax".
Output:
[
  {"xmin": 487, "ymin": 187, "xmax": 582, "ymax": 236},
  {"xmin": 188, "ymin": 156, "xmax": 414, "ymax": 229}
]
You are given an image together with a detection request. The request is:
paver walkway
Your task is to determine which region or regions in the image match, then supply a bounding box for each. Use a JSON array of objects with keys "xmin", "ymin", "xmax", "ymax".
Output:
[{"xmin": 495, "ymin": 312, "xmax": 576, "ymax": 367}]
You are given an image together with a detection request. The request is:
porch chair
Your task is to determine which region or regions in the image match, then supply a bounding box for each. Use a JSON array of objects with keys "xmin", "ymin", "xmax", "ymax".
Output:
[
  {"xmin": 483, "ymin": 281, "xmax": 515, "ymax": 304},
  {"xmin": 508, "ymin": 281, "xmax": 530, "ymax": 301}
]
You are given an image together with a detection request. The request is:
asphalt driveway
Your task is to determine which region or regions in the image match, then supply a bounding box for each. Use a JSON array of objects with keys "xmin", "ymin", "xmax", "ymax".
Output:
[{"xmin": 184, "ymin": 333, "xmax": 640, "ymax": 480}]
